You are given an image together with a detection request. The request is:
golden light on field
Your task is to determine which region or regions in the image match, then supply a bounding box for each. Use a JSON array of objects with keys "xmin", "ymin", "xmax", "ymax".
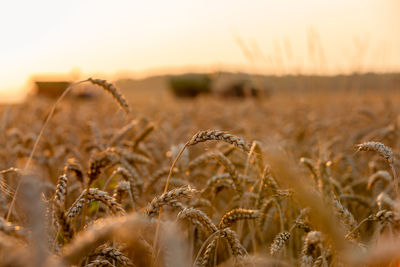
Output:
[
  {"xmin": 2, "ymin": 2, "xmax": 400, "ymax": 266},
  {"xmin": 0, "ymin": 0, "xmax": 399, "ymax": 100}
]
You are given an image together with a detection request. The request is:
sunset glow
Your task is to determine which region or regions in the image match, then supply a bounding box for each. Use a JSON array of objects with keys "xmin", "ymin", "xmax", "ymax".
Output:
[
  {"xmin": 2, "ymin": 1, "xmax": 400, "ymax": 264},
  {"xmin": 0, "ymin": 0, "xmax": 399, "ymax": 99}
]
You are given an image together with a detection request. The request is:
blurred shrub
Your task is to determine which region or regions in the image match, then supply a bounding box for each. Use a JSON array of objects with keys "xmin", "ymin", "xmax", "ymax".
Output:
[{"xmin": 168, "ymin": 74, "xmax": 211, "ymax": 98}]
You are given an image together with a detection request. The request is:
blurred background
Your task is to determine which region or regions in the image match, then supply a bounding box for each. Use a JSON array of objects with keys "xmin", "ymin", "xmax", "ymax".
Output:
[{"xmin": 0, "ymin": 0, "xmax": 399, "ymax": 102}]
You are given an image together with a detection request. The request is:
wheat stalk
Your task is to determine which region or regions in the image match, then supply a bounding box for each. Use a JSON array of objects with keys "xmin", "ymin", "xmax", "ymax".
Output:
[
  {"xmin": 145, "ymin": 167, "xmax": 178, "ymax": 192},
  {"xmin": 7, "ymin": 78, "xmax": 130, "ymax": 220}
]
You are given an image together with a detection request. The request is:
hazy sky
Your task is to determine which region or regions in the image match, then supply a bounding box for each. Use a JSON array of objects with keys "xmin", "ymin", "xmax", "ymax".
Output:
[{"xmin": 0, "ymin": 0, "xmax": 399, "ymax": 99}]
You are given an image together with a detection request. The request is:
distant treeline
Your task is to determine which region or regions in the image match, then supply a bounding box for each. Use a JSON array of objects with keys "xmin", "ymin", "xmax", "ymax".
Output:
[
  {"xmin": 117, "ymin": 72, "xmax": 400, "ymax": 98},
  {"xmin": 247, "ymin": 72, "xmax": 400, "ymax": 92}
]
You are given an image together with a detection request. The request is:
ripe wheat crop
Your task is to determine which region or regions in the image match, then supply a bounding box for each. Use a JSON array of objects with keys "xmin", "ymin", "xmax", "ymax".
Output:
[{"xmin": 0, "ymin": 78, "xmax": 399, "ymax": 266}]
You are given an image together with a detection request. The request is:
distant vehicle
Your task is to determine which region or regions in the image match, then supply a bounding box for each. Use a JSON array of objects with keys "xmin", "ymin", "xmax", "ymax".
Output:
[
  {"xmin": 34, "ymin": 81, "xmax": 97, "ymax": 99},
  {"xmin": 211, "ymin": 73, "xmax": 268, "ymax": 99},
  {"xmin": 34, "ymin": 81, "xmax": 71, "ymax": 98}
]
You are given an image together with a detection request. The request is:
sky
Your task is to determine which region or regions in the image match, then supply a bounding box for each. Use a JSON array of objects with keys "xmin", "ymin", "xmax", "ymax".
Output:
[{"xmin": 0, "ymin": 0, "xmax": 399, "ymax": 101}]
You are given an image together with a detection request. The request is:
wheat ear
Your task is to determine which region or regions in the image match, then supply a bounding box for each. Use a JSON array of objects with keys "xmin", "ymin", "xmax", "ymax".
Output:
[
  {"xmin": 62, "ymin": 213, "xmax": 147, "ymax": 265},
  {"xmin": 113, "ymin": 181, "xmax": 131, "ymax": 204},
  {"xmin": 84, "ymin": 259, "xmax": 113, "ymax": 267},
  {"xmin": 92, "ymin": 245, "xmax": 134, "ymax": 266},
  {"xmin": 146, "ymin": 185, "xmax": 196, "ymax": 216},
  {"xmin": 220, "ymin": 228, "xmax": 247, "ymax": 257},
  {"xmin": 8, "ymin": 77, "xmax": 129, "ymax": 220},
  {"xmin": 356, "ymin": 141, "xmax": 398, "ymax": 197},
  {"xmin": 113, "ymin": 167, "xmax": 140, "ymax": 203},
  {"xmin": 219, "ymin": 208, "xmax": 259, "ymax": 229},
  {"xmin": 6, "ymin": 79, "xmax": 87, "ymax": 220},
  {"xmin": 197, "ymin": 237, "xmax": 218, "ymax": 267},
  {"xmin": 65, "ymin": 158, "xmax": 84, "ymax": 183},
  {"xmin": 67, "ymin": 188, "xmax": 126, "ymax": 219},
  {"xmin": 270, "ymin": 232, "xmax": 291, "ymax": 256},
  {"xmin": 88, "ymin": 78, "xmax": 130, "ymax": 113},
  {"xmin": 188, "ymin": 130, "xmax": 250, "ymax": 153},
  {"xmin": 53, "ymin": 174, "xmax": 74, "ymax": 241},
  {"xmin": 301, "ymin": 231, "xmax": 325, "ymax": 266},
  {"xmin": 133, "ymin": 123, "xmax": 155, "ymax": 149},
  {"xmin": 108, "ymin": 119, "xmax": 139, "ymax": 146},
  {"xmin": 367, "ymin": 170, "xmax": 392, "ymax": 190},
  {"xmin": 177, "ymin": 207, "xmax": 218, "ymax": 233},
  {"xmin": 203, "ymin": 173, "xmax": 237, "ymax": 194}
]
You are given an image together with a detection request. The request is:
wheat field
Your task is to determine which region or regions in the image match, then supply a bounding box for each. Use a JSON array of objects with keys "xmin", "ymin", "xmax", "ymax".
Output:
[{"xmin": 0, "ymin": 78, "xmax": 399, "ymax": 267}]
